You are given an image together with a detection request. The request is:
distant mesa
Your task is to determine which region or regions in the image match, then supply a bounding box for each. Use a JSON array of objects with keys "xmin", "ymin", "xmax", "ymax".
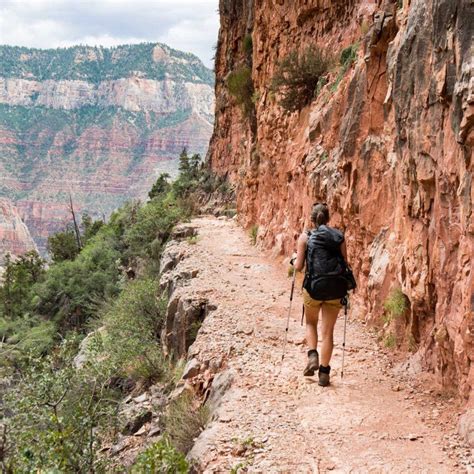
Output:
[{"xmin": 0, "ymin": 43, "xmax": 215, "ymax": 257}]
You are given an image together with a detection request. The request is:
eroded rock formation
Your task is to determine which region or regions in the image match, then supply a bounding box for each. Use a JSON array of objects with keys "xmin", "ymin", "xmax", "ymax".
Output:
[
  {"xmin": 0, "ymin": 43, "xmax": 214, "ymax": 255},
  {"xmin": 0, "ymin": 198, "xmax": 36, "ymax": 259},
  {"xmin": 208, "ymin": 0, "xmax": 473, "ymax": 403}
]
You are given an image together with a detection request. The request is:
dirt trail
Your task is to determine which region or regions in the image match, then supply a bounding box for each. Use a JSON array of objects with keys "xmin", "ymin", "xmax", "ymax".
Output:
[{"xmin": 178, "ymin": 217, "xmax": 471, "ymax": 473}]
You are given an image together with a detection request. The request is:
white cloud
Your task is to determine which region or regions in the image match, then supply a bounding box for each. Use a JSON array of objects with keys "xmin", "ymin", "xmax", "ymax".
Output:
[{"xmin": 0, "ymin": 0, "xmax": 219, "ymax": 68}]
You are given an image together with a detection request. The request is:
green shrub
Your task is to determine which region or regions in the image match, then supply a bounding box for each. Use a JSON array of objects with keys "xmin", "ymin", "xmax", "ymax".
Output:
[
  {"xmin": 99, "ymin": 278, "xmax": 168, "ymax": 386},
  {"xmin": 149, "ymin": 173, "xmax": 171, "ymax": 200},
  {"xmin": 2, "ymin": 337, "xmax": 118, "ymax": 473},
  {"xmin": 340, "ymin": 44, "xmax": 358, "ymax": 68},
  {"xmin": 32, "ymin": 230, "xmax": 122, "ymax": 328},
  {"xmin": 271, "ymin": 46, "xmax": 332, "ymax": 111},
  {"xmin": 131, "ymin": 437, "xmax": 189, "ymax": 473},
  {"xmin": 0, "ymin": 251, "xmax": 45, "ymax": 320},
  {"xmin": 383, "ymin": 287, "xmax": 407, "ymax": 319},
  {"xmin": 249, "ymin": 225, "xmax": 258, "ymax": 245},
  {"xmin": 164, "ymin": 392, "xmax": 209, "ymax": 453},
  {"xmin": 187, "ymin": 235, "xmax": 199, "ymax": 245},
  {"xmin": 124, "ymin": 196, "xmax": 184, "ymax": 259},
  {"xmin": 243, "ymin": 34, "xmax": 253, "ymax": 57},
  {"xmin": 0, "ymin": 317, "xmax": 56, "ymax": 366},
  {"xmin": 384, "ymin": 332, "xmax": 396, "ymax": 349},
  {"xmin": 227, "ymin": 66, "xmax": 254, "ymax": 116},
  {"xmin": 331, "ymin": 43, "xmax": 358, "ymax": 93},
  {"xmin": 47, "ymin": 227, "xmax": 80, "ymax": 263}
]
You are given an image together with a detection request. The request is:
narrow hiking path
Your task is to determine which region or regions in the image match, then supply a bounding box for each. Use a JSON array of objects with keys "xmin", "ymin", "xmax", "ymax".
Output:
[{"xmin": 177, "ymin": 216, "xmax": 471, "ymax": 473}]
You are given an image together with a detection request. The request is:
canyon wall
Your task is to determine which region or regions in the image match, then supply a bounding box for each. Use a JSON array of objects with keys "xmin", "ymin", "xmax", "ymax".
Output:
[
  {"xmin": 0, "ymin": 43, "xmax": 214, "ymax": 255},
  {"xmin": 208, "ymin": 0, "xmax": 473, "ymax": 403},
  {"xmin": 0, "ymin": 198, "xmax": 36, "ymax": 260}
]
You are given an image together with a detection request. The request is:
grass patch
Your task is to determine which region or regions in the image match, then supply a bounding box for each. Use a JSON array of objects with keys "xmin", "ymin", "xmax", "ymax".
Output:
[
  {"xmin": 227, "ymin": 66, "xmax": 254, "ymax": 117},
  {"xmin": 164, "ymin": 392, "xmax": 210, "ymax": 453},
  {"xmin": 384, "ymin": 332, "xmax": 396, "ymax": 349},
  {"xmin": 383, "ymin": 287, "xmax": 407, "ymax": 319},
  {"xmin": 249, "ymin": 225, "xmax": 258, "ymax": 245},
  {"xmin": 186, "ymin": 235, "xmax": 199, "ymax": 245},
  {"xmin": 330, "ymin": 43, "xmax": 359, "ymax": 93}
]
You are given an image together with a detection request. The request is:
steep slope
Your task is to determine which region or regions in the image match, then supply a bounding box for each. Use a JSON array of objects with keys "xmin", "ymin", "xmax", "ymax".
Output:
[
  {"xmin": 208, "ymin": 0, "xmax": 473, "ymax": 404},
  {"xmin": 0, "ymin": 43, "xmax": 214, "ymax": 255}
]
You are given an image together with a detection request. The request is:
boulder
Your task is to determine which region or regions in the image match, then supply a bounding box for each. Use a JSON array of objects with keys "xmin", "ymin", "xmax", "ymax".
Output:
[
  {"xmin": 458, "ymin": 410, "xmax": 474, "ymax": 447},
  {"xmin": 182, "ymin": 358, "xmax": 201, "ymax": 379}
]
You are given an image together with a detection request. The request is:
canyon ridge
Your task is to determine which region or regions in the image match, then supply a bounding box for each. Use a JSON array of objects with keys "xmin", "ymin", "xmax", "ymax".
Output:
[{"xmin": 0, "ymin": 43, "xmax": 214, "ymax": 256}]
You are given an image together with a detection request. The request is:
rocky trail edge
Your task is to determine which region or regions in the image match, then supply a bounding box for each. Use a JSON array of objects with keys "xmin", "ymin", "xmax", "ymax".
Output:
[{"xmin": 163, "ymin": 216, "xmax": 473, "ymax": 473}]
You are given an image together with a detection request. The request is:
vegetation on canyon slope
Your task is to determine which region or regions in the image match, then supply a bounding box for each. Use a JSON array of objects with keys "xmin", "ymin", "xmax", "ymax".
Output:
[
  {"xmin": 271, "ymin": 46, "xmax": 333, "ymax": 112},
  {"xmin": 0, "ymin": 43, "xmax": 214, "ymax": 84},
  {"xmin": 0, "ymin": 151, "xmax": 228, "ymax": 472}
]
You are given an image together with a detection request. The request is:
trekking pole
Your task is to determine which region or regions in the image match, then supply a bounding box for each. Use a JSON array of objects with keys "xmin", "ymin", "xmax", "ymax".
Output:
[
  {"xmin": 341, "ymin": 296, "xmax": 349, "ymax": 379},
  {"xmin": 279, "ymin": 263, "xmax": 297, "ymax": 371}
]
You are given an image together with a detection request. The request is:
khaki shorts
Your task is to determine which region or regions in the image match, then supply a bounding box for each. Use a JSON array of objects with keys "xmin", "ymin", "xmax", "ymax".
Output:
[{"xmin": 302, "ymin": 288, "xmax": 342, "ymax": 310}]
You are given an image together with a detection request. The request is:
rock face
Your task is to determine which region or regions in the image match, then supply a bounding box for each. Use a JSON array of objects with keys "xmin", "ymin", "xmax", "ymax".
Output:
[
  {"xmin": 0, "ymin": 198, "xmax": 36, "ymax": 259},
  {"xmin": 159, "ymin": 224, "xmax": 208, "ymax": 359},
  {"xmin": 208, "ymin": 1, "xmax": 473, "ymax": 403},
  {"xmin": 0, "ymin": 43, "xmax": 214, "ymax": 255}
]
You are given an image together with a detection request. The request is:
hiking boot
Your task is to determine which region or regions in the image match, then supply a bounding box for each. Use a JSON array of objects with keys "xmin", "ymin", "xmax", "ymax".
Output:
[
  {"xmin": 318, "ymin": 365, "xmax": 331, "ymax": 386},
  {"xmin": 303, "ymin": 350, "xmax": 319, "ymax": 376}
]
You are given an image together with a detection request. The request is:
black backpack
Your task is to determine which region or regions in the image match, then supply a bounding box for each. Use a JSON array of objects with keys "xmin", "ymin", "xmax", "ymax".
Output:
[{"xmin": 303, "ymin": 225, "xmax": 356, "ymax": 301}]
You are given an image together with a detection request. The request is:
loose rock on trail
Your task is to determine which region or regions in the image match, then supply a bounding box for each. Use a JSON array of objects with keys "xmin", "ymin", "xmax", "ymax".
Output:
[{"xmin": 170, "ymin": 216, "xmax": 472, "ymax": 473}]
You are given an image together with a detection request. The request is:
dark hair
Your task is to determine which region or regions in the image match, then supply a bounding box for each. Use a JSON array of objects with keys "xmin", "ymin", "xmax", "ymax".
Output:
[{"xmin": 311, "ymin": 202, "xmax": 329, "ymax": 226}]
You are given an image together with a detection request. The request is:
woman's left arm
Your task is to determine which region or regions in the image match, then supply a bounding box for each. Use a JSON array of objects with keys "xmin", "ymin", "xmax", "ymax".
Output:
[
  {"xmin": 294, "ymin": 233, "xmax": 308, "ymax": 272},
  {"xmin": 341, "ymin": 241, "xmax": 348, "ymax": 261}
]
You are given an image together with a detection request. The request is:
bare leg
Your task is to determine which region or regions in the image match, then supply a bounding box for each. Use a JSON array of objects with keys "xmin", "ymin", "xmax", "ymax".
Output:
[
  {"xmin": 305, "ymin": 305, "xmax": 319, "ymax": 350},
  {"xmin": 320, "ymin": 305, "xmax": 340, "ymax": 367}
]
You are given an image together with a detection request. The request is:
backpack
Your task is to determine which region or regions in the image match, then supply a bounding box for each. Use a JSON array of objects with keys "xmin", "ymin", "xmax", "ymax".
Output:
[{"xmin": 303, "ymin": 225, "xmax": 356, "ymax": 301}]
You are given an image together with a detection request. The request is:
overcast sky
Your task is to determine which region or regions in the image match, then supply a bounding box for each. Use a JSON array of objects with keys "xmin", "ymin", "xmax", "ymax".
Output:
[{"xmin": 0, "ymin": 0, "xmax": 220, "ymax": 68}]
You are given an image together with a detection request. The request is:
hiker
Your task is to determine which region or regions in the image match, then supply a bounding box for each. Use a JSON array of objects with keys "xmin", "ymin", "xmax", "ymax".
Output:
[{"xmin": 292, "ymin": 202, "xmax": 349, "ymax": 386}]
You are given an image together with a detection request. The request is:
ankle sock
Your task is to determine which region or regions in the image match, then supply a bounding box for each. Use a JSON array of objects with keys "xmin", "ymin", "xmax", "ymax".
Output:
[
  {"xmin": 319, "ymin": 364, "xmax": 331, "ymax": 374},
  {"xmin": 307, "ymin": 349, "xmax": 318, "ymax": 358}
]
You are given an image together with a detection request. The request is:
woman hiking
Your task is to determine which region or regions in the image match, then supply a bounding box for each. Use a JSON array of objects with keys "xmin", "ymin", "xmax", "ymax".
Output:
[{"xmin": 292, "ymin": 202, "xmax": 348, "ymax": 387}]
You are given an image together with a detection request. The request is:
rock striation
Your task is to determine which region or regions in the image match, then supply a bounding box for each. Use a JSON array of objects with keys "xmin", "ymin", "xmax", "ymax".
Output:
[
  {"xmin": 208, "ymin": 0, "xmax": 473, "ymax": 404},
  {"xmin": 0, "ymin": 43, "xmax": 214, "ymax": 255}
]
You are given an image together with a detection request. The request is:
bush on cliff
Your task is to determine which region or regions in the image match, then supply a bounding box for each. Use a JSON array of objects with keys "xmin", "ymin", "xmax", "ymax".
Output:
[
  {"xmin": 0, "ymin": 251, "xmax": 45, "ymax": 320},
  {"xmin": 226, "ymin": 65, "xmax": 254, "ymax": 117},
  {"xmin": 131, "ymin": 437, "xmax": 189, "ymax": 473},
  {"xmin": 47, "ymin": 227, "xmax": 80, "ymax": 263},
  {"xmin": 271, "ymin": 46, "xmax": 332, "ymax": 112},
  {"xmin": 97, "ymin": 277, "xmax": 170, "ymax": 387},
  {"xmin": 2, "ymin": 336, "xmax": 118, "ymax": 473}
]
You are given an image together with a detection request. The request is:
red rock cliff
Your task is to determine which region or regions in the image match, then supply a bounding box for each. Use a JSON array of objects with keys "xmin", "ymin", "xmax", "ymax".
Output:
[{"xmin": 208, "ymin": 0, "xmax": 473, "ymax": 402}]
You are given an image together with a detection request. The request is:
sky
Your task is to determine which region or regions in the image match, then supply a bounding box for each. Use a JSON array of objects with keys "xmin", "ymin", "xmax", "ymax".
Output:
[{"xmin": 0, "ymin": 0, "xmax": 220, "ymax": 68}]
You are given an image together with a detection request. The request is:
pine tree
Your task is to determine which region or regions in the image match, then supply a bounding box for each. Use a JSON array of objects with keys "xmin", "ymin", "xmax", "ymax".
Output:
[
  {"xmin": 178, "ymin": 147, "xmax": 190, "ymax": 177},
  {"xmin": 190, "ymin": 153, "xmax": 201, "ymax": 179}
]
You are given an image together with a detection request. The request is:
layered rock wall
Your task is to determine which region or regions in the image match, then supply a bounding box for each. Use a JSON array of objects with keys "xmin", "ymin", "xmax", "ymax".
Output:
[
  {"xmin": 0, "ymin": 43, "xmax": 214, "ymax": 255},
  {"xmin": 208, "ymin": 0, "xmax": 473, "ymax": 402}
]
